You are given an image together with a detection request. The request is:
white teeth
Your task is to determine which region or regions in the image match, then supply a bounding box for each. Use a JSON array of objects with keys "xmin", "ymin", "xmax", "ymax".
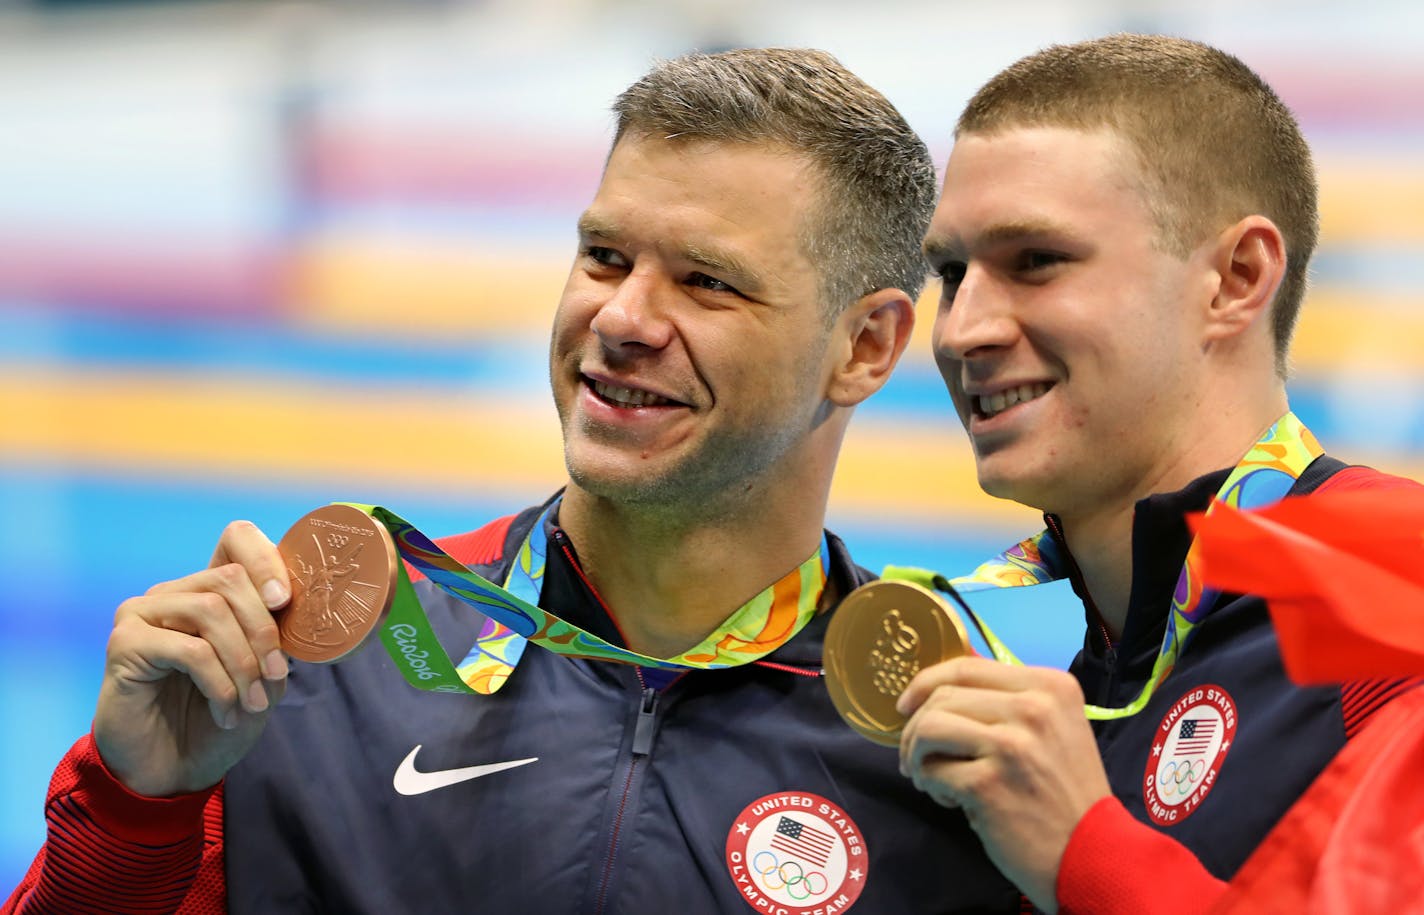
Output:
[
  {"xmin": 592, "ymin": 380, "xmax": 671, "ymax": 408},
  {"xmin": 976, "ymin": 382, "xmax": 1049, "ymax": 418}
]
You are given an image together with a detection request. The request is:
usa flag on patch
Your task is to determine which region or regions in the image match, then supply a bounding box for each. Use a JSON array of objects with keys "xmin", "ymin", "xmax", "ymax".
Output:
[
  {"xmin": 770, "ymin": 815, "xmax": 836, "ymax": 867},
  {"xmin": 1174, "ymin": 718, "xmax": 1217, "ymax": 756}
]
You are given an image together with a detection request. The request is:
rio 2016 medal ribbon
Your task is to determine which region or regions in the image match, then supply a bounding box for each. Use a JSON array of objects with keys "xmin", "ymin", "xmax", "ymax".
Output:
[
  {"xmin": 879, "ymin": 412, "xmax": 1325, "ymax": 723},
  {"xmin": 822, "ymin": 579, "xmax": 972, "ymax": 747},
  {"xmin": 265, "ymin": 499, "xmax": 830, "ymax": 696},
  {"xmin": 274, "ymin": 504, "xmax": 400, "ymax": 663}
]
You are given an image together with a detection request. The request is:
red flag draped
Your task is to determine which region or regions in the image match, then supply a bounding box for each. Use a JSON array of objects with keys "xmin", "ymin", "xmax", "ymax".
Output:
[
  {"xmin": 1191, "ymin": 486, "xmax": 1424, "ymax": 683},
  {"xmin": 1193, "ymin": 475, "xmax": 1424, "ymax": 913}
]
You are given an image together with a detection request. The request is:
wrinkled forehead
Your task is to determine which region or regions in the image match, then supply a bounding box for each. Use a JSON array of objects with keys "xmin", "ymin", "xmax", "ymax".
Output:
[{"xmin": 607, "ymin": 131, "xmax": 831, "ymax": 247}]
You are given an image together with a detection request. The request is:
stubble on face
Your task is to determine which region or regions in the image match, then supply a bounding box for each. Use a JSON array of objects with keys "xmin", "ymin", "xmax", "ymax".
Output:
[{"xmin": 549, "ymin": 137, "xmax": 838, "ymax": 525}]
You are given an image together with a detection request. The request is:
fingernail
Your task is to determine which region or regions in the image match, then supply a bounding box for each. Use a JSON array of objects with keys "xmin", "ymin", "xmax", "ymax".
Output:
[
  {"xmin": 264, "ymin": 650, "xmax": 289, "ymax": 680},
  {"xmin": 246, "ymin": 680, "xmax": 270, "ymax": 714},
  {"xmin": 222, "ymin": 708, "xmax": 239, "ymax": 730},
  {"xmin": 261, "ymin": 580, "xmax": 289, "ymax": 609}
]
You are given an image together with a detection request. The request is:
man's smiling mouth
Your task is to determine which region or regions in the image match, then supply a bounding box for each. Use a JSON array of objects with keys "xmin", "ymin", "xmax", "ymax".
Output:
[
  {"xmin": 975, "ymin": 382, "xmax": 1051, "ymax": 419},
  {"xmin": 590, "ymin": 378, "xmax": 677, "ymax": 408}
]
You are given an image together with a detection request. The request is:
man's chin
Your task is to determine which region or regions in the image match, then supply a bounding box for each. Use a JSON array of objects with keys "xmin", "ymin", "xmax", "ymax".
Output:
[
  {"xmin": 566, "ymin": 460, "xmax": 674, "ymax": 505},
  {"xmin": 975, "ymin": 467, "xmax": 1055, "ymax": 513}
]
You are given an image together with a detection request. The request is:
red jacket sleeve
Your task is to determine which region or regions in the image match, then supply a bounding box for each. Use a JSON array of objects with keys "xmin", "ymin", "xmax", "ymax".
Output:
[
  {"xmin": 1210, "ymin": 686, "xmax": 1424, "ymax": 914},
  {"xmin": 4, "ymin": 516, "xmax": 519, "ymax": 915},
  {"xmin": 1056, "ymin": 797, "xmax": 1227, "ymax": 915},
  {"xmin": 1, "ymin": 734, "xmax": 227, "ymax": 915}
]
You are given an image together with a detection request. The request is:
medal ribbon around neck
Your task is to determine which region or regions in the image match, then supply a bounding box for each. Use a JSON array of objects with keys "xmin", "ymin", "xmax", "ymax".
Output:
[
  {"xmin": 344, "ymin": 499, "xmax": 829, "ymax": 695},
  {"xmin": 884, "ymin": 412, "xmax": 1324, "ymax": 721}
]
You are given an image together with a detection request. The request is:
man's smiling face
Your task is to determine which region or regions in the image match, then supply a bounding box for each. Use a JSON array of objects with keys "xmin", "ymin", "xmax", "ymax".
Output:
[
  {"xmin": 926, "ymin": 126, "xmax": 1213, "ymax": 518},
  {"xmin": 550, "ymin": 134, "xmax": 838, "ymax": 512}
]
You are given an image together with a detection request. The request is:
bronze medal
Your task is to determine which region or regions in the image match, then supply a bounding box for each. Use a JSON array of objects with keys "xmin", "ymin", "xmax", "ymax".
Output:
[
  {"xmin": 823, "ymin": 579, "xmax": 972, "ymax": 746},
  {"xmin": 273, "ymin": 504, "xmax": 400, "ymax": 664}
]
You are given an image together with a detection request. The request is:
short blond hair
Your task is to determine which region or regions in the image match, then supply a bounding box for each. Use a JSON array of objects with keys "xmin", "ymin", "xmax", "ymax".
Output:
[
  {"xmin": 613, "ymin": 48, "xmax": 937, "ymax": 321},
  {"xmin": 959, "ymin": 34, "xmax": 1318, "ymax": 376}
]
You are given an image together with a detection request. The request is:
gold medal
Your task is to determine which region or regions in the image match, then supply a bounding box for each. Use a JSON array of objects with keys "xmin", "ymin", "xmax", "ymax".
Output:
[
  {"xmin": 823, "ymin": 579, "xmax": 972, "ymax": 746},
  {"xmin": 273, "ymin": 504, "xmax": 399, "ymax": 664}
]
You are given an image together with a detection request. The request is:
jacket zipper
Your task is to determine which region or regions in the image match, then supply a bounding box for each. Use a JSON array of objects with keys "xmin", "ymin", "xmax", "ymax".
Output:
[
  {"xmin": 552, "ymin": 526, "xmax": 816, "ymax": 907},
  {"xmin": 548, "ymin": 527, "xmax": 661, "ymax": 913},
  {"xmin": 592, "ymin": 677, "xmax": 658, "ymax": 914}
]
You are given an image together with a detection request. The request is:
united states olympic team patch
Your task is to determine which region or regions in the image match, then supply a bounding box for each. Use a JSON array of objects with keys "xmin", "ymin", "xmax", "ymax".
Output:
[
  {"xmin": 1144, "ymin": 684, "xmax": 1238, "ymax": 826},
  {"xmin": 725, "ymin": 791, "xmax": 867, "ymax": 914}
]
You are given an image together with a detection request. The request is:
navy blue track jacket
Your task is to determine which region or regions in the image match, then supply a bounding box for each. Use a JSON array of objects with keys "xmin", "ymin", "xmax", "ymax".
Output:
[{"xmin": 224, "ymin": 497, "xmax": 1019, "ymax": 913}]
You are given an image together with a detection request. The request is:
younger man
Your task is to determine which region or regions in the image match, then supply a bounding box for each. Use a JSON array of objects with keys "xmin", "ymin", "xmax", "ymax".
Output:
[{"xmin": 901, "ymin": 34, "xmax": 1421, "ymax": 914}]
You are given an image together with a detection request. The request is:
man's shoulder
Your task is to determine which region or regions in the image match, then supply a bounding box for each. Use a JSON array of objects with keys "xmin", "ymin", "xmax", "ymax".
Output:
[
  {"xmin": 408, "ymin": 502, "xmax": 548, "ymax": 579},
  {"xmin": 428, "ymin": 510, "xmax": 527, "ymax": 570},
  {"xmin": 1313, "ymin": 462, "xmax": 1423, "ymax": 495}
]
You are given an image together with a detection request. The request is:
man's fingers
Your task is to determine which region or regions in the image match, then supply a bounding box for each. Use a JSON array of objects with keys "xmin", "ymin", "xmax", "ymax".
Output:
[
  {"xmin": 899, "ymin": 694, "xmax": 991, "ymax": 774},
  {"xmin": 914, "ymin": 755, "xmax": 996, "ymax": 811},
  {"xmin": 897, "ymin": 655, "xmax": 1014, "ymax": 715},
  {"xmin": 898, "ymin": 655, "xmax": 1081, "ymax": 715},
  {"xmin": 144, "ymin": 562, "xmax": 289, "ymax": 684},
  {"xmin": 108, "ymin": 622, "xmax": 251, "ymax": 728},
  {"xmin": 116, "ymin": 588, "xmax": 279, "ymax": 715},
  {"xmin": 208, "ymin": 520, "xmax": 292, "ymax": 612}
]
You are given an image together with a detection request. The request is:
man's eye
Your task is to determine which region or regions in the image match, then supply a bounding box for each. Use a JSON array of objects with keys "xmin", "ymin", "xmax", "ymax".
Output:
[
  {"xmin": 584, "ymin": 246, "xmax": 626, "ymax": 268},
  {"xmin": 934, "ymin": 261, "xmax": 966, "ymax": 288},
  {"xmin": 687, "ymin": 272, "xmax": 739, "ymax": 295},
  {"xmin": 1020, "ymin": 250, "xmax": 1066, "ymax": 272}
]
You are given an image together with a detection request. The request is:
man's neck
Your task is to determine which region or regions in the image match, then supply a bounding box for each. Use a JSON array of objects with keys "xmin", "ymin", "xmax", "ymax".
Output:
[
  {"xmin": 1058, "ymin": 399, "xmax": 1289, "ymax": 639},
  {"xmin": 1057, "ymin": 509, "xmax": 1136, "ymax": 640},
  {"xmin": 556, "ymin": 486, "xmax": 829, "ymax": 660}
]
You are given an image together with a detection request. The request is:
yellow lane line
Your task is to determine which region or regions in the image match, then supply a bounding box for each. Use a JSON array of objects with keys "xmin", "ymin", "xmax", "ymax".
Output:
[
  {"xmin": 0, "ymin": 368, "xmax": 1034, "ymax": 526},
  {"xmin": 1317, "ymin": 157, "xmax": 1424, "ymax": 242},
  {"xmin": 3, "ymin": 369, "xmax": 1417, "ymax": 526}
]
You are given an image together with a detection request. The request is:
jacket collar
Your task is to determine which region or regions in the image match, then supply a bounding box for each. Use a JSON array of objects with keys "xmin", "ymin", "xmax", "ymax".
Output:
[
  {"xmin": 1052, "ymin": 468, "xmax": 1230, "ymax": 673},
  {"xmin": 536, "ymin": 506, "xmax": 870, "ymax": 670}
]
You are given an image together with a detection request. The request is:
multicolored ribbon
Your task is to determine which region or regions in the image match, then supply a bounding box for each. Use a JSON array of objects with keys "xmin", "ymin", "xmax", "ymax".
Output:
[
  {"xmin": 885, "ymin": 412, "xmax": 1324, "ymax": 720},
  {"xmin": 354, "ymin": 499, "xmax": 829, "ymax": 695}
]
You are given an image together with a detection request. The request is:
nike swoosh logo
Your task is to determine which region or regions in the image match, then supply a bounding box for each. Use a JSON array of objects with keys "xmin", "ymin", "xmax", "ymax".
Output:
[{"xmin": 392, "ymin": 745, "xmax": 539, "ymax": 796}]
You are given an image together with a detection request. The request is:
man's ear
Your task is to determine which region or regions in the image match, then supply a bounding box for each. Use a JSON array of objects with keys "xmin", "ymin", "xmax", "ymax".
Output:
[
  {"xmin": 826, "ymin": 287, "xmax": 916, "ymax": 407},
  {"xmin": 1204, "ymin": 215, "xmax": 1287, "ymax": 343}
]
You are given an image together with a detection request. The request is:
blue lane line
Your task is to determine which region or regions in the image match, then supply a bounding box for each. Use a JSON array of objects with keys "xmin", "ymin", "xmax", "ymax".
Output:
[
  {"xmin": 1311, "ymin": 244, "xmax": 1424, "ymax": 291},
  {"xmin": 0, "ymin": 304, "xmax": 541, "ymax": 390}
]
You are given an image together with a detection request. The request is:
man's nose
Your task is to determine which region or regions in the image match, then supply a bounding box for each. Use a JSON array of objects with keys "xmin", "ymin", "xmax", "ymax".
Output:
[
  {"xmin": 932, "ymin": 265, "xmax": 1019, "ymax": 364},
  {"xmin": 589, "ymin": 270, "xmax": 675, "ymax": 352}
]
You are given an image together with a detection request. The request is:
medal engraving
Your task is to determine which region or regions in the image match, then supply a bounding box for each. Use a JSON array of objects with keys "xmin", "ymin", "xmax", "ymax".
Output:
[
  {"xmin": 869, "ymin": 609, "xmax": 921, "ymax": 696},
  {"xmin": 824, "ymin": 580, "xmax": 971, "ymax": 746},
  {"xmin": 274, "ymin": 504, "xmax": 399, "ymax": 663}
]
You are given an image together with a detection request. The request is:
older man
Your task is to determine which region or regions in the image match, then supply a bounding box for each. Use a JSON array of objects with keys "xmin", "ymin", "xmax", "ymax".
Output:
[{"xmin": 6, "ymin": 49, "xmax": 1020, "ymax": 914}]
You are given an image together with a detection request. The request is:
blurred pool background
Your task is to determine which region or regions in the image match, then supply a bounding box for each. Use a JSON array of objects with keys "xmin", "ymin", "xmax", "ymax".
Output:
[{"xmin": 2, "ymin": 0, "xmax": 1421, "ymax": 890}]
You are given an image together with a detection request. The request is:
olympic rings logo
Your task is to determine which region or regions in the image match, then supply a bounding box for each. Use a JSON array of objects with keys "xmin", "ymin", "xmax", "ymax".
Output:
[
  {"xmin": 1157, "ymin": 759, "xmax": 1206, "ymax": 798},
  {"xmin": 752, "ymin": 850, "xmax": 829, "ymax": 899},
  {"xmin": 870, "ymin": 609, "xmax": 922, "ymax": 695}
]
